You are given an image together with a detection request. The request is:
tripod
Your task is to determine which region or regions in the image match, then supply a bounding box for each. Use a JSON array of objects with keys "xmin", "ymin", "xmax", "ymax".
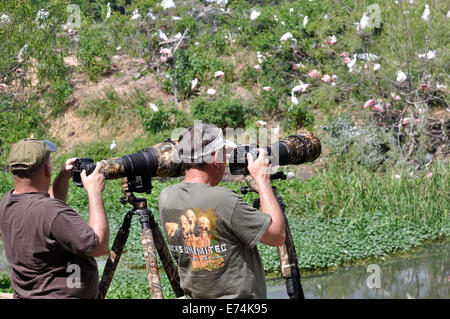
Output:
[
  {"xmin": 241, "ymin": 172, "xmax": 305, "ymax": 299},
  {"xmin": 96, "ymin": 177, "xmax": 184, "ymax": 299}
]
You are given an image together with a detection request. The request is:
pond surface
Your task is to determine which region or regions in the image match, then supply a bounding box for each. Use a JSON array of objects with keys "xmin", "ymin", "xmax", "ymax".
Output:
[
  {"xmin": 1, "ymin": 239, "xmax": 448, "ymax": 298},
  {"xmin": 267, "ymin": 242, "xmax": 449, "ymax": 299}
]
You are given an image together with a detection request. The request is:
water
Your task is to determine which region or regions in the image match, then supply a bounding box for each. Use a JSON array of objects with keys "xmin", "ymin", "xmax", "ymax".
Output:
[
  {"xmin": 267, "ymin": 242, "xmax": 449, "ymax": 299},
  {"xmin": 1, "ymin": 239, "xmax": 448, "ymax": 298}
]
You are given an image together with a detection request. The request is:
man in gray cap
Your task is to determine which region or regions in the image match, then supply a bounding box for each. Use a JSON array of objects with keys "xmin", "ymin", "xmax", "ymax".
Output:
[
  {"xmin": 159, "ymin": 123, "xmax": 285, "ymax": 299},
  {"xmin": 0, "ymin": 137, "xmax": 109, "ymax": 298}
]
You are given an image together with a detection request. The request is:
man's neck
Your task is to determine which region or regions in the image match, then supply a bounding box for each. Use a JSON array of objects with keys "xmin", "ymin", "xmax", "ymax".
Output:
[
  {"xmin": 13, "ymin": 178, "xmax": 49, "ymax": 195},
  {"xmin": 183, "ymin": 168, "xmax": 218, "ymax": 186}
]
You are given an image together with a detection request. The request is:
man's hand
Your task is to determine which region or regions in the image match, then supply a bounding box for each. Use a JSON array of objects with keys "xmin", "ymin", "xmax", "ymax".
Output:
[
  {"xmin": 60, "ymin": 157, "xmax": 77, "ymax": 179},
  {"xmin": 247, "ymin": 149, "xmax": 271, "ymax": 185},
  {"xmin": 80, "ymin": 162, "xmax": 105, "ymax": 195}
]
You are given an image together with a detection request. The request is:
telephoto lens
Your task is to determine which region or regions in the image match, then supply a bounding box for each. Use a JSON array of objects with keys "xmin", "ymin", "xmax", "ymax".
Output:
[{"xmin": 229, "ymin": 132, "xmax": 321, "ymax": 175}]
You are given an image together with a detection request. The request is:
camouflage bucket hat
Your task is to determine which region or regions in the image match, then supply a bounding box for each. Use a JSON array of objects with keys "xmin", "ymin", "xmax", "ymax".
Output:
[{"xmin": 8, "ymin": 138, "xmax": 57, "ymax": 172}]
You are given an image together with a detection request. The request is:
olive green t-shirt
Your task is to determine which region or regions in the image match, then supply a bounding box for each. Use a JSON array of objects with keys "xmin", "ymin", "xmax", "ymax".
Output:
[{"xmin": 159, "ymin": 182, "xmax": 271, "ymax": 299}]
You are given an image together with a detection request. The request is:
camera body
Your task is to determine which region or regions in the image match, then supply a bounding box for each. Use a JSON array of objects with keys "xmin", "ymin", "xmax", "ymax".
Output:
[
  {"xmin": 229, "ymin": 144, "xmax": 270, "ymax": 175},
  {"xmin": 72, "ymin": 158, "xmax": 96, "ymax": 187}
]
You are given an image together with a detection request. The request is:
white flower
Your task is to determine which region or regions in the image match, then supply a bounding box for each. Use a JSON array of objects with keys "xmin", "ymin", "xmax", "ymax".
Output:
[
  {"xmin": 250, "ymin": 10, "xmax": 260, "ymax": 21},
  {"xmin": 149, "ymin": 103, "xmax": 159, "ymax": 112},
  {"xmin": 280, "ymin": 32, "xmax": 294, "ymax": 42},
  {"xmin": 255, "ymin": 120, "xmax": 267, "ymax": 126},
  {"xmin": 161, "ymin": 0, "xmax": 176, "ymax": 10},
  {"xmin": 171, "ymin": 16, "xmax": 181, "ymax": 21},
  {"xmin": 253, "ymin": 64, "xmax": 262, "ymax": 71},
  {"xmin": 214, "ymin": 71, "xmax": 225, "ymax": 77},
  {"xmin": 373, "ymin": 63, "xmax": 381, "ymax": 71},
  {"xmin": 396, "ymin": 70, "xmax": 407, "ymax": 82},
  {"xmin": 421, "ymin": 4, "xmax": 430, "ymax": 21},
  {"xmin": 262, "ymin": 86, "xmax": 272, "ymax": 91},
  {"xmin": 110, "ymin": 140, "xmax": 116, "ymax": 151},
  {"xmin": 207, "ymin": 88, "xmax": 216, "ymax": 95}
]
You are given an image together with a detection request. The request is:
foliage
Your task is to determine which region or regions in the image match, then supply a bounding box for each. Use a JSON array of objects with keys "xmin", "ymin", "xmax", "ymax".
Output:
[
  {"xmin": 190, "ymin": 94, "xmax": 252, "ymax": 128},
  {"xmin": 0, "ymin": 96, "xmax": 48, "ymax": 169},
  {"xmin": 77, "ymin": 23, "xmax": 115, "ymax": 81},
  {"xmin": 136, "ymin": 99, "xmax": 192, "ymax": 134},
  {"xmin": 0, "ymin": 273, "xmax": 13, "ymax": 293}
]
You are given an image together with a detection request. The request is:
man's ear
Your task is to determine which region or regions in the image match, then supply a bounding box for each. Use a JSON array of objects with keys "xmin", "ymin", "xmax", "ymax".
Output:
[{"xmin": 44, "ymin": 161, "xmax": 51, "ymax": 177}]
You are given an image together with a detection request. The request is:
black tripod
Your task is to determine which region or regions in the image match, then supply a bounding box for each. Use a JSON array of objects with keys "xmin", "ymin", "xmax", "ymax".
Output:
[
  {"xmin": 241, "ymin": 172, "xmax": 305, "ymax": 299},
  {"xmin": 96, "ymin": 177, "xmax": 184, "ymax": 299}
]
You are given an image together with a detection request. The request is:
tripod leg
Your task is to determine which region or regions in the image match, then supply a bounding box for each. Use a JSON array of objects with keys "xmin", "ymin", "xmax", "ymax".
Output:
[
  {"xmin": 151, "ymin": 225, "xmax": 184, "ymax": 298},
  {"xmin": 276, "ymin": 196, "xmax": 305, "ymax": 299},
  {"xmin": 141, "ymin": 228, "xmax": 164, "ymax": 299},
  {"xmin": 97, "ymin": 212, "xmax": 133, "ymax": 299}
]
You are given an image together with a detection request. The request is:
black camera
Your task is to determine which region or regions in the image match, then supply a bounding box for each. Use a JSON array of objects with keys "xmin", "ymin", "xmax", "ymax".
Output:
[
  {"xmin": 72, "ymin": 158, "xmax": 97, "ymax": 187},
  {"xmin": 229, "ymin": 134, "xmax": 321, "ymax": 175}
]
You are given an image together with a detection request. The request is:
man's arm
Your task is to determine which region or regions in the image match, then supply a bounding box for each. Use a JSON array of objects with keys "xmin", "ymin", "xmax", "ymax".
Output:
[
  {"xmin": 80, "ymin": 163, "xmax": 109, "ymax": 257},
  {"xmin": 247, "ymin": 151, "xmax": 286, "ymax": 247},
  {"xmin": 49, "ymin": 158, "xmax": 77, "ymax": 202}
]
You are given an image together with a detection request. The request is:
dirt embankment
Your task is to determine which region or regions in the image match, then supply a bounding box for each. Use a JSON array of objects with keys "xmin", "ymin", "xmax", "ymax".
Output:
[{"xmin": 49, "ymin": 54, "xmax": 175, "ymax": 150}]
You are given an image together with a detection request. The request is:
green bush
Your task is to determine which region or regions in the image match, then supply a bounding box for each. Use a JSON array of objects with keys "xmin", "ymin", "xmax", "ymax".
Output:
[
  {"xmin": 0, "ymin": 97, "xmax": 48, "ymax": 169},
  {"xmin": 190, "ymin": 95, "xmax": 250, "ymax": 128},
  {"xmin": 136, "ymin": 100, "xmax": 192, "ymax": 134},
  {"xmin": 77, "ymin": 23, "xmax": 115, "ymax": 81}
]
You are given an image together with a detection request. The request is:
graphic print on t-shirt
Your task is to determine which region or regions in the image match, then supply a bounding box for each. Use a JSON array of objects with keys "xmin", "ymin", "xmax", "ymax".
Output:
[{"xmin": 163, "ymin": 208, "xmax": 226, "ymax": 272}]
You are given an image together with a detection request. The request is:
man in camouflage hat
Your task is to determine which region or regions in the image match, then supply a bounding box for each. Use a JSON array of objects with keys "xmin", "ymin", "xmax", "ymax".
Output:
[
  {"xmin": 0, "ymin": 137, "xmax": 109, "ymax": 298},
  {"xmin": 159, "ymin": 123, "xmax": 285, "ymax": 299}
]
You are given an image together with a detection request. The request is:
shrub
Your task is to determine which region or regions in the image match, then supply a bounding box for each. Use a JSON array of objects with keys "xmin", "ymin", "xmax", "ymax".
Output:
[
  {"xmin": 190, "ymin": 95, "xmax": 250, "ymax": 128},
  {"xmin": 136, "ymin": 100, "xmax": 192, "ymax": 134},
  {"xmin": 77, "ymin": 23, "xmax": 115, "ymax": 81}
]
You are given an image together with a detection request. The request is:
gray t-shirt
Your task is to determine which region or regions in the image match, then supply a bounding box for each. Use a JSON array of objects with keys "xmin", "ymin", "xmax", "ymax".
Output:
[
  {"xmin": 159, "ymin": 182, "xmax": 271, "ymax": 299},
  {"xmin": 0, "ymin": 191, "xmax": 99, "ymax": 299}
]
